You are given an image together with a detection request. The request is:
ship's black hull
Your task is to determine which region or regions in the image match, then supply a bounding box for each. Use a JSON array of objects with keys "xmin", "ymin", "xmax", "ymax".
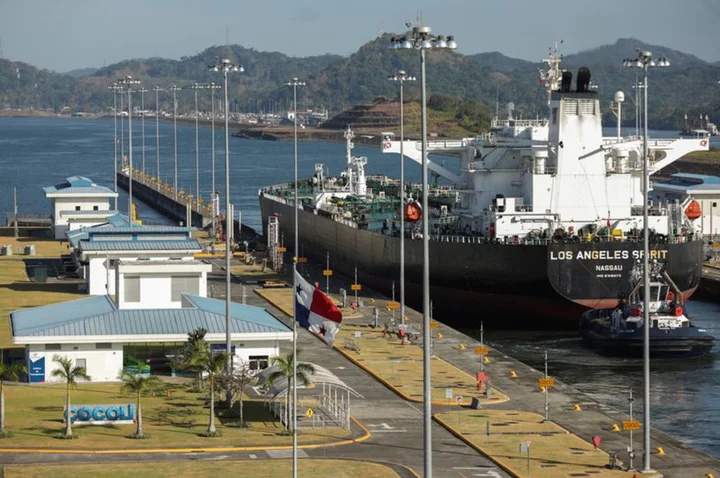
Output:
[{"xmin": 259, "ymin": 194, "xmax": 704, "ymax": 328}]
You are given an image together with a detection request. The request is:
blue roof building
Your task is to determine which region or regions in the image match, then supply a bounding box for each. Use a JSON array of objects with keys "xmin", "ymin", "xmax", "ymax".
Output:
[
  {"xmin": 44, "ymin": 176, "xmax": 119, "ymax": 240},
  {"xmin": 11, "ymin": 295, "xmax": 292, "ymax": 383}
]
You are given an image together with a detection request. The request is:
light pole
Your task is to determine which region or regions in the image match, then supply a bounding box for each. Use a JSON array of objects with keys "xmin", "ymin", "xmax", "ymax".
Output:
[
  {"xmin": 120, "ymin": 90, "xmax": 124, "ymax": 170},
  {"xmin": 108, "ymin": 83, "xmax": 121, "ymax": 210},
  {"xmin": 191, "ymin": 83, "xmax": 209, "ymax": 211},
  {"xmin": 169, "ymin": 85, "xmax": 182, "ymax": 200},
  {"xmin": 117, "ymin": 76, "xmax": 141, "ymax": 220},
  {"xmin": 209, "ymin": 82, "xmax": 221, "ymax": 235},
  {"xmin": 138, "ymin": 88, "xmax": 148, "ymax": 179},
  {"xmin": 153, "ymin": 86, "xmax": 163, "ymax": 191},
  {"xmin": 622, "ymin": 50, "xmax": 669, "ymax": 473},
  {"xmin": 388, "ymin": 70, "xmax": 415, "ymax": 325},
  {"xmin": 209, "ymin": 58, "xmax": 243, "ymax": 412},
  {"xmin": 390, "ymin": 26, "xmax": 457, "ymax": 478},
  {"xmin": 286, "ymin": 76, "xmax": 305, "ymax": 478}
]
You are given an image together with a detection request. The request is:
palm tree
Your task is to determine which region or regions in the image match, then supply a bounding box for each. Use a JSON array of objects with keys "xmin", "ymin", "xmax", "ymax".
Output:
[
  {"xmin": 267, "ymin": 351, "xmax": 315, "ymax": 430},
  {"xmin": 193, "ymin": 351, "xmax": 228, "ymax": 435},
  {"xmin": 171, "ymin": 328, "xmax": 209, "ymax": 388},
  {"xmin": 119, "ymin": 370, "xmax": 160, "ymax": 438},
  {"xmin": 52, "ymin": 355, "xmax": 91, "ymax": 438},
  {"xmin": 0, "ymin": 362, "xmax": 26, "ymax": 436}
]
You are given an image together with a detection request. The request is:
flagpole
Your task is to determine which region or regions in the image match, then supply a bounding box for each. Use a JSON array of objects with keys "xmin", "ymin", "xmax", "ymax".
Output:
[{"xmin": 287, "ymin": 77, "xmax": 305, "ymax": 478}]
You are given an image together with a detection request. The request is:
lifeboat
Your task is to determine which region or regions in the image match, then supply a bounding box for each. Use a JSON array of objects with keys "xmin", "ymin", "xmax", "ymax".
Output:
[
  {"xmin": 404, "ymin": 201, "xmax": 422, "ymax": 222},
  {"xmin": 685, "ymin": 200, "xmax": 701, "ymax": 221}
]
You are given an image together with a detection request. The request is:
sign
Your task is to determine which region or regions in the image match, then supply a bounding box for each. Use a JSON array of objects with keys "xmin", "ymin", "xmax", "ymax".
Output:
[
  {"xmin": 211, "ymin": 343, "xmax": 236, "ymax": 354},
  {"xmin": 29, "ymin": 357, "xmax": 45, "ymax": 383},
  {"xmin": 387, "ymin": 301, "xmax": 400, "ymax": 310},
  {"xmin": 475, "ymin": 346, "xmax": 489, "ymax": 355},
  {"xmin": 445, "ymin": 388, "xmax": 453, "ymax": 399},
  {"xmin": 322, "ymin": 269, "xmax": 333, "ymax": 276},
  {"xmin": 297, "ymin": 257, "xmax": 308, "ymax": 264},
  {"xmin": 455, "ymin": 395, "xmax": 463, "ymax": 404},
  {"xmin": 350, "ymin": 284, "xmax": 362, "ymax": 291},
  {"xmin": 713, "ymin": 242, "xmax": 720, "ymax": 251},
  {"xmin": 519, "ymin": 440, "xmax": 532, "ymax": 453},
  {"xmin": 277, "ymin": 247, "xmax": 287, "ymax": 252},
  {"xmin": 305, "ymin": 408, "xmax": 314, "ymax": 418},
  {"xmin": 538, "ymin": 378, "xmax": 555, "ymax": 387},
  {"xmin": 64, "ymin": 404, "xmax": 135, "ymax": 425},
  {"xmin": 476, "ymin": 371, "xmax": 488, "ymax": 383},
  {"xmin": 622, "ymin": 420, "xmax": 641, "ymax": 431},
  {"xmin": 430, "ymin": 321, "xmax": 439, "ymax": 329}
]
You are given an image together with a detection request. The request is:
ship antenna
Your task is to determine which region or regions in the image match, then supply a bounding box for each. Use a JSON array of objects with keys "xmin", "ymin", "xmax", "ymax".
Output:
[
  {"xmin": 538, "ymin": 40, "xmax": 564, "ymax": 110},
  {"xmin": 344, "ymin": 127, "xmax": 354, "ymax": 166}
]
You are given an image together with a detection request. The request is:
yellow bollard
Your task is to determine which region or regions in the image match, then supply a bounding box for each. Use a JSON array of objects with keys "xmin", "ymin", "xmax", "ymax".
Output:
[
  {"xmin": 483, "ymin": 356, "xmax": 490, "ymax": 364},
  {"xmin": 705, "ymin": 473, "xmax": 714, "ymax": 478},
  {"xmin": 510, "ymin": 370, "xmax": 518, "ymax": 378},
  {"xmin": 574, "ymin": 404, "xmax": 582, "ymax": 411},
  {"xmin": 539, "ymin": 386, "xmax": 546, "ymax": 394},
  {"xmin": 611, "ymin": 423, "xmax": 621, "ymax": 432},
  {"xmin": 657, "ymin": 447, "xmax": 665, "ymax": 456},
  {"xmin": 436, "ymin": 333, "xmax": 443, "ymax": 339},
  {"xmin": 370, "ymin": 298, "xmax": 375, "ymax": 303},
  {"xmin": 459, "ymin": 344, "xmax": 466, "ymax": 350}
]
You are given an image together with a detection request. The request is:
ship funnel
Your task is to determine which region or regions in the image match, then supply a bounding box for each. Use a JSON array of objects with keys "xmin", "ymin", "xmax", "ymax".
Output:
[
  {"xmin": 576, "ymin": 67, "xmax": 591, "ymax": 93},
  {"xmin": 561, "ymin": 71, "xmax": 573, "ymax": 92}
]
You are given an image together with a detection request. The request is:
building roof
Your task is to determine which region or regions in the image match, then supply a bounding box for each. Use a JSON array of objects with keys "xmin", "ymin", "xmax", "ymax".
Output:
[
  {"xmin": 59, "ymin": 210, "xmax": 117, "ymax": 216},
  {"xmin": 43, "ymin": 176, "xmax": 117, "ymax": 197},
  {"xmin": 79, "ymin": 239, "xmax": 201, "ymax": 252},
  {"xmin": 653, "ymin": 173, "xmax": 720, "ymax": 194},
  {"xmin": 11, "ymin": 295, "xmax": 291, "ymax": 341}
]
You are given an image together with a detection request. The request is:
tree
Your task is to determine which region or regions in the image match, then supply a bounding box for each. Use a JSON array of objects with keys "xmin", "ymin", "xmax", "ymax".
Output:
[
  {"xmin": 267, "ymin": 351, "xmax": 316, "ymax": 430},
  {"xmin": 193, "ymin": 351, "xmax": 229, "ymax": 435},
  {"xmin": 51, "ymin": 355, "xmax": 91, "ymax": 438},
  {"xmin": 119, "ymin": 370, "xmax": 161, "ymax": 438},
  {"xmin": 218, "ymin": 360, "xmax": 255, "ymax": 426},
  {"xmin": 171, "ymin": 327, "xmax": 209, "ymax": 388},
  {"xmin": 0, "ymin": 362, "xmax": 26, "ymax": 436}
]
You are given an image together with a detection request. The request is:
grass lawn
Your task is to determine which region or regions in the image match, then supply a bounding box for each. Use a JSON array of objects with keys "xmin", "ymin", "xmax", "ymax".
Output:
[
  {"xmin": 0, "ymin": 261, "xmax": 84, "ymax": 349},
  {"xmin": 0, "ymin": 382, "xmax": 351, "ymax": 450},
  {"xmin": 0, "ymin": 238, "xmax": 66, "ymax": 260},
  {"xmin": 5, "ymin": 459, "xmax": 402, "ymax": 478},
  {"xmin": 435, "ymin": 410, "xmax": 634, "ymax": 478},
  {"xmin": 255, "ymin": 289, "xmax": 507, "ymax": 406}
]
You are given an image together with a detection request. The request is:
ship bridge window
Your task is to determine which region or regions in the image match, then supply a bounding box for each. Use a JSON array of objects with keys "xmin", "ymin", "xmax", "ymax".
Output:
[
  {"xmin": 579, "ymin": 100, "xmax": 595, "ymax": 115},
  {"xmin": 564, "ymin": 100, "xmax": 578, "ymax": 115}
]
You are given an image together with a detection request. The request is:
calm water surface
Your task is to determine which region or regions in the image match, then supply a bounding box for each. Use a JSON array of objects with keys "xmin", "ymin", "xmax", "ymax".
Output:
[{"xmin": 1, "ymin": 117, "xmax": 719, "ymax": 458}]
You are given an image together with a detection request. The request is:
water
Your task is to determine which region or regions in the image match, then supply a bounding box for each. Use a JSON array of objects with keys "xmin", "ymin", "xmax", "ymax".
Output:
[
  {"xmin": 2, "ymin": 117, "xmax": 719, "ymax": 458},
  {"xmin": 480, "ymin": 299, "xmax": 720, "ymax": 458}
]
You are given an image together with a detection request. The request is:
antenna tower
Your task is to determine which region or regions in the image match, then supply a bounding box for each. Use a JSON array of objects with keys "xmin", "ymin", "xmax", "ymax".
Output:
[{"xmin": 538, "ymin": 40, "xmax": 564, "ymax": 108}]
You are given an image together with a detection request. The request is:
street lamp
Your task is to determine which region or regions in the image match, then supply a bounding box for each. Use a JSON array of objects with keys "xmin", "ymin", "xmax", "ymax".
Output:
[
  {"xmin": 191, "ymin": 83, "xmax": 210, "ymax": 210},
  {"xmin": 209, "ymin": 82, "xmax": 221, "ymax": 235},
  {"xmin": 169, "ymin": 85, "xmax": 182, "ymax": 200},
  {"xmin": 117, "ymin": 76, "xmax": 141, "ymax": 220},
  {"xmin": 286, "ymin": 76, "xmax": 305, "ymax": 478},
  {"xmin": 108, "ymin": 83, "xmax": 121, "ymax": 210},
  {"xmin": 389, "ymin": 25, "xmax": 456, "ymax": 478},
  {"xmin": 622, "ymin": 49, "xmax": 669, "ymax": 473},
  {"xmin": 209, "ymin": 58, "xmax": 243, "ymax": 413},
  {"xmin": 137, "ymin": 88, "xmax": 149, "ymax": 179},
  {"xmin": 153, "ymin": 86, "xmax": 164, "ymax": 191},
  {"xmin": 388, "ymin": 70, "xmax": 415, "ymax": 327}
]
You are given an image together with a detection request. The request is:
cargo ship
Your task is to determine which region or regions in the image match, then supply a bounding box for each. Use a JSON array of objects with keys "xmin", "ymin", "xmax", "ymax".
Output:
[{"xmin": 258, "ymin": 51, "xmax": 708, "ymax": 327}]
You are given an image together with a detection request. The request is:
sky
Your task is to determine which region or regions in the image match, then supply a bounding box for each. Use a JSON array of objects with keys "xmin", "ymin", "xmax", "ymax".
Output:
[{"xmin": 2, "ymin": 0, "xmax": 719, "ymax": 72}]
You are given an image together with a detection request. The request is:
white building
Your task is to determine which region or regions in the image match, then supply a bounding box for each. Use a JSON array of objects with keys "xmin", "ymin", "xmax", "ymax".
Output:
[
  {"xmin": 68, "ymin": 215, "xmax": 207, "ymax": 300},
  {"xmin": 43, "ymin": 176, "xmax": 118, "ymax": 240},
  {"xmin": 652, "ymin": 173, "xmax": 720, "ymax": 237},
  {"xmin": 11, "ymin": 294, "xmax": 293, "ymax": 383}
]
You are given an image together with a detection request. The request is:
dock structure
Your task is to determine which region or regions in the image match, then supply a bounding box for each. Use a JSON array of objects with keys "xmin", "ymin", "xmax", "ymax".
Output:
[{"xmin": 116, "ymin": 169, "xmax": 213, "ymax": 229}]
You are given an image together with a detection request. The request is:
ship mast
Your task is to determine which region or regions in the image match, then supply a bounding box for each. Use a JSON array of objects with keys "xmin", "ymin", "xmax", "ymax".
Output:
[{"xmin": 538, "ymin": 40, "xmax": 564, "ymax": 111}]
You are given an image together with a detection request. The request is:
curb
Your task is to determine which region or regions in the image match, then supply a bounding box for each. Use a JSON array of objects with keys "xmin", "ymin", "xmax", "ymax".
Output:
[
  {"xmin": 0, "ymin": 416, "xmax": 371, "ymax": 455},
  {"xmin": 433, "ymin": 414, "xmax": 521, "ymax": 478}
]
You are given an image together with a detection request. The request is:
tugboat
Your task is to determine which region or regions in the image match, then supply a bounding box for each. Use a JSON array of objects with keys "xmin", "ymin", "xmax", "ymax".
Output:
[{"xmin": 580, "ymin": 261, "xmax": 715, "ymax": 358}]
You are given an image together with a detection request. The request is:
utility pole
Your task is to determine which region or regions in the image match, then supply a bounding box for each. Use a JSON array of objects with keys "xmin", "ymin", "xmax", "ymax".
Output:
[
  {"xmin": 480, "ymin": 321, "xmax": 484, "ymax": 372},
  {"xmin": 629, "ymin": 388, "xmax": 635, "ymax": 471},
  {"xmin": 13, "ymin": 185, "xmax": 19, "ymax": 239},
  {"xmin": 326, "ymin": 252, "xmax": 330, "ymax": 294},
  {"xmin": 544, "ymin": 351, "xmax": 549, "ymax": 422}
]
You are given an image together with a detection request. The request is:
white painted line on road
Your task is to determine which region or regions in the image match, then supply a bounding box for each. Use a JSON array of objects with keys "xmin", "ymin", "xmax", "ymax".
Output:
[
  {"xmin": 371, "ymin": 429, "xmax": 407, "ymax": 433},
  {"xmin": 249, "ymin": 454, "xmax": 257, "ymax": 459}
]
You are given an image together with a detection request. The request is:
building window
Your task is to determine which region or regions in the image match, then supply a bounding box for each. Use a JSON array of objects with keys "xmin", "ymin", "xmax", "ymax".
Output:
[
  {"xmin": 75, "ymin": 206, "xmax": 81, "ymax": 211},
  {"xmin": 96, "ymin": 343, "xmax": 112, "ymax": 349},
  {"xmin": 713, "ymin": 202, "xmax": 717, "ymax": 208},
  {"xmin": 249, "ymin": 355, "xmax": 269, "ymax": 371},
  {"xmin": 125, "ymin": 276, "xmax": 141, "ymax": 302},
  {"xmin": 93, "ymin": 205, "xmax": 99, "ymax": 211},
  {"xmin": 552, "ymin": 107, "xmax": 558, "ymax": 125},
  {"xmin": 45, "ymin": 344, "xmax": 61, "ymax": 351},
  {"xmin": 76, "ymin": 358, "xmax": 87, "ymax": 370},
  {"xmin": 171, "ymin": 276, "xmax": 199, "ymax": 301}
]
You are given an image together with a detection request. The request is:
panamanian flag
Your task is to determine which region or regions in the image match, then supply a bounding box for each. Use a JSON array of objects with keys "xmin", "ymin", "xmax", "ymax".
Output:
[{"xmin": 295, "ymin": 271, "xmax": 343, "ymax": 346}]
